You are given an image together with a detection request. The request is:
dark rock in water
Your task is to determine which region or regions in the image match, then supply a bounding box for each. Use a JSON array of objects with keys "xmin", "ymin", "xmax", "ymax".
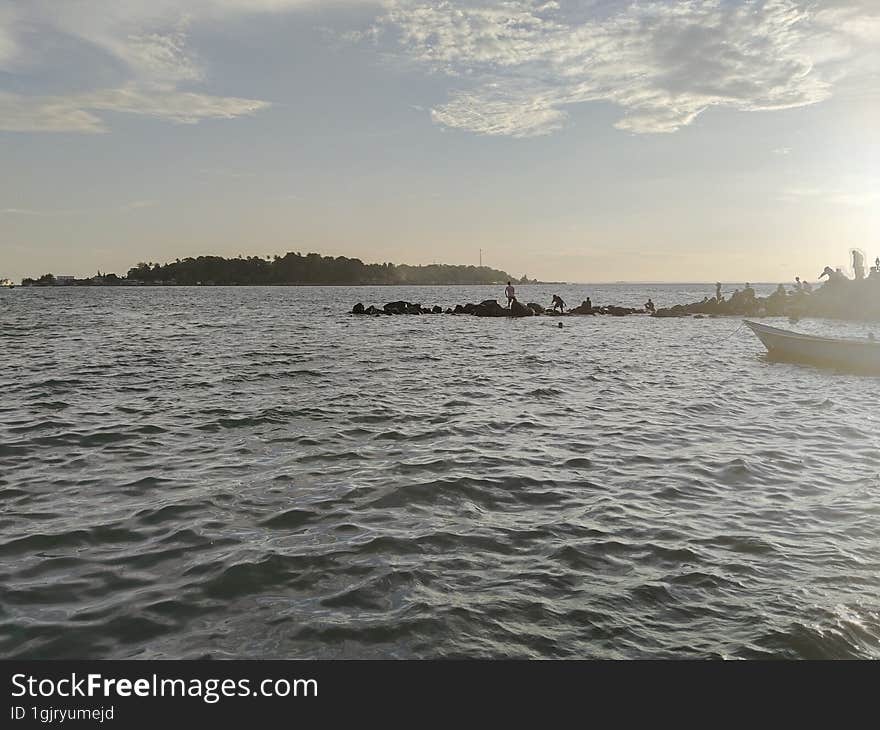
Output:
[
  {"xmin": 605, "ymin": 305, "xmax": 644, "ymax": 316},
  {"xmin": 527, "ymin": 302, "xmax": 545, "ymax": 315},
  {"xmin": 352, "ymin": 302, "xmax": 365, "ymax": 314},
  {"xmin": 453, "ymin": 304, "xmax": 465, "ymax": 314},
  {"xmin": 407, "ymin": 303, "xmax": 422, "ymax": 315},
  {"xmin": 384, "ymin": 300, "xmax": 409, "ymax": 315},
  {"xmin": 364, "ymin": 305, "xmax": 382, "ymax": 315},
  {"xmin": 652, "ymin": 307, "xmax": 686, "ymax": 317},
  {"xmin": 509, "ymin": 300, "xmax": 534, "ymax": 317},
  {"xmin": 568, "ymin": 300, "xmax": 595, "ymax": 315},
  {"xmin": 445, "ymin": 308, "xmax": 454, "ymax": 314},
  {"xmin": 474, "ymin": 299, "xmax": 508, "ymax": 317},
  {"xmin": 432, "ymin": 305, "xmax": 443, "ymax": 314}
]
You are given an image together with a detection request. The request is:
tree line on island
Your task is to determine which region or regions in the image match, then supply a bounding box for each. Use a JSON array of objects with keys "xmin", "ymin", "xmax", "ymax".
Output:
[{"xmin": 20, "ymin": 252, "xmax": 534, "ymax": 287}]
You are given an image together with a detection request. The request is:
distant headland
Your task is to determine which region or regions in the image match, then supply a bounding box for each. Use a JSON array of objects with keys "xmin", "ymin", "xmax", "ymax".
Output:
[{"xmin": 17, "ymin": 252, "xmax": 540, "ymax": 287}]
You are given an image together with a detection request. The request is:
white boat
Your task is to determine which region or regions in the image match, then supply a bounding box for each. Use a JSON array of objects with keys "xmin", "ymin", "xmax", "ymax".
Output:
[{"xmin": 745, "ymin": 320, "xmax": 880, "ymax": 373}]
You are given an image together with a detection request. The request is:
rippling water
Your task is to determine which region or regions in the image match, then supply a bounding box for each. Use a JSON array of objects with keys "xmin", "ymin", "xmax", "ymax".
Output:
[{"xmin": 2, "ymin": 284, "xmax": 879, "ymax": 659}]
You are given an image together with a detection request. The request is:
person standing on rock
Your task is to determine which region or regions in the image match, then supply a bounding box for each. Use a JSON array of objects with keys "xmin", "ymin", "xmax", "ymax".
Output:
[
  {"xmin": 715, "ymin": 282, "xmax": 722, "ymax": 302},
  {"xmin": 505, "ymin": 281, "xmax": 516, "ymax": 308}
]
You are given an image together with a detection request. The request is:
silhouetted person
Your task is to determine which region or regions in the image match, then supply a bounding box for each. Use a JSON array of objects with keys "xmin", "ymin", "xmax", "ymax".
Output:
[
  {"xmin": 819, "ymin": 266, "xmax": 846, "ymax": 284},
  {"xmin": 794, "ymin": 276, "xmax": 802, "ymax": 291},
  {"xmin": 504, "ymin": 281, "xmax": 516, "ymax": 308},
  {"xmin": 551, "ymin": 294, "xmax": 565, "ymax": 313},
  {"xmin": 585, "ymin": 297, "xmax": 592, "ymax": 310},
  {"xmin": 645, "ymin": 298, "xmax": 655, "ymax": 313},
  {"xmin": 853, "ymin": 250, "xmax": 865, "ymax": 280},
  {"xmin": 803, "ymin": 279, "xmax": 813, "ymax": 292},
  {"xmin": 715, "ymin": 282, "xmax": 722, "ymax": 302}
]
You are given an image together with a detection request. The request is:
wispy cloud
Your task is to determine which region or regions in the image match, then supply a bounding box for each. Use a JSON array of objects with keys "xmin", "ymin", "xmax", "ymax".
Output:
[
  {"xmin": 778, "ymin": 176, "xmax": 880, "ymax": 207},
  {"xmin": 0, "ymin": 87, "xmax": 269, "ymax": 133},
  {"xmin": 377, "ymin": 0, "xmax": 880, "ymax": 137},
  {"xmin": 2, "ymin": 200, "xmax": 160, "ymax": 215},
  {"xmin": 0, "ymin": 1, "xmax": 372, "ymax": 133},
  {"xmin": 3, "ymin": 1, "xmax": 878, "ymax": 138}
]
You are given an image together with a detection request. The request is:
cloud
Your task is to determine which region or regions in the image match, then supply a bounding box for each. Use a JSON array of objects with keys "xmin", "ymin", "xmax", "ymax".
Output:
[
  {"xmin": 0, "ymin": 92, "xmax": 106, "ymax": 133},
  {"xmin": 778, "ymin": 173, "xmax": 880, "ymax": 207},
  {"xmin": 0, "ymin": 0, "xmax": 374, "ymax": 133},
  {"xmin": 2, "ymin": 200, "xmax": 160, "ymax": 215},
  {"xmin": 378, "ymin": 0, "xmax": 880, "ymax": 136},
  {"xmin": 0, "ymin": 87, "xmax": 269, "ymax": 133}
]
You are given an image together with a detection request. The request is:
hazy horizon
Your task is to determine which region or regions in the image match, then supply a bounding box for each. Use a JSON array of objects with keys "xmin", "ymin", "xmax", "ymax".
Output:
[
  {"xmin": 2, "ymin": 1, "xmax": 878, "ymax": 283},
  {"xmin": 4, "ymin": 247, "xmax": 839, "ymax": 287}
]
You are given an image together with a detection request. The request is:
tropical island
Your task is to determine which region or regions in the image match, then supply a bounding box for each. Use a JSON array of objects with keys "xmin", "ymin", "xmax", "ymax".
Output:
[{"xmin": 18, "ymin": 252, "xmax": 538, "ymax": 287}]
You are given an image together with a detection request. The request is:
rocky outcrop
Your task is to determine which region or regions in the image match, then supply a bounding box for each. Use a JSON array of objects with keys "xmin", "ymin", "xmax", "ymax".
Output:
[
  {"xmin": 352, "ymin": 276, "xmax": 880, "ymax": 323},
  {"xmin": 352, "ymin": 298, "xmax": 652, "ymax": 320},
  {"xmin": 649, "ymin": 277, "xmax": 880, "ymax": 321},
  {"xmin": 473, "ymin": 299, "xmax": 509, "ymax": 317},
  {"xmin": 509, "ymin": 300, "xmax": 535, "ymax": 317},
  {"xmin": 568, "ymin": 301, "xmax": 594, "ymax": 315}
]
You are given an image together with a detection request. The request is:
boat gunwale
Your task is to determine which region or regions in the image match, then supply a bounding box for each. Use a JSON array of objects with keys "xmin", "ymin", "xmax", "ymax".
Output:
[{"xmin": 743, "ymin": 320, "xmax": 880, "ymax": 350}]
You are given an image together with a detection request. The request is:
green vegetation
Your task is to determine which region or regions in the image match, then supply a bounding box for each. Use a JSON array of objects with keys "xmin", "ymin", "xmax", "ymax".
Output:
[{"xmin": 123, "ymin": 252, "xmax": 516, "ymax": 285}]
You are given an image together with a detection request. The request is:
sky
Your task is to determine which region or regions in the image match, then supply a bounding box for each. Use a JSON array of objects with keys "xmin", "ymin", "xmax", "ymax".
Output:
[{"xmin": 1, "ymin": 0, "xmax": 878, "ymax": 283}]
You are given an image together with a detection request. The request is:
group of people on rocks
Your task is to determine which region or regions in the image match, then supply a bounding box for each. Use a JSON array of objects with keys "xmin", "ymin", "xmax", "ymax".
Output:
[
  {"xmin": 505, "ymin": 281, "xmax": 567, "ymax": 313},
  {"xmin": 503, "ymin": 281, "xmax": 655, "ymax": 315},
  {"xmin": 504, "ymin": 258, "xmax": 880, "ymax": 314},
  {"xmin": 818, "ymin": 253, "xmax": 880, "ymax": 283}
]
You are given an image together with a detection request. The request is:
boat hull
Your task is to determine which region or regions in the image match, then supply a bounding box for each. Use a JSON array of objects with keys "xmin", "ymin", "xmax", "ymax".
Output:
[{"xmin": 744, "ymin": 321, "xmax": 880, "ymax": 373}]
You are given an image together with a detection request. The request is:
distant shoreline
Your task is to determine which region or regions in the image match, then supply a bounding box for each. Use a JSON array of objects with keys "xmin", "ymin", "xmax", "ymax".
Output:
[{"xmin": 9, "ymin": 281, "xmax": 788, "ymax": 288}]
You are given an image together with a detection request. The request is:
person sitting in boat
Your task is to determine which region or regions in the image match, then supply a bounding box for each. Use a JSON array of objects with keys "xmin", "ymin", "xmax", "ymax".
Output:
[
  {"xmin": 644, "ymin": 298, "xmax": 655, "ymax": 313},
  {"xmin": 504, "ymin": 281, "xmax": 516, "ymax": 308},
  {"xmin": 551, "ymin": 294, "xmax": 565, "ymax": 313}
]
